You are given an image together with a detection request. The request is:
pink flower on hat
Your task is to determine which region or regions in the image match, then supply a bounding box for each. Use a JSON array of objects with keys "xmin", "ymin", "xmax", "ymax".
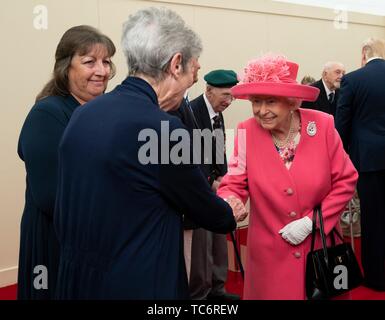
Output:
[
  {"xmin": 231, "ymin": 53, "xmax": 320, "ymax": 101},
  {"xmin": 238, "ymin": 54, "xmax": 291, "ymax": 84}
]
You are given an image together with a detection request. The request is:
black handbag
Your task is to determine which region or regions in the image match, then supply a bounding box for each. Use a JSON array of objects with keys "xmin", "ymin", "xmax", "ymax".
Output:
[{"xmin": 306, "ymin": 205, "xmax": 364, "ymax": 300}]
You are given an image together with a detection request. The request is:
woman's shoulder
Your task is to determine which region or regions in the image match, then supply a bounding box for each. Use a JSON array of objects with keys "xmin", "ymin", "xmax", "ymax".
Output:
[
  {"xmin": 31, "ymin": 95, "xmax": 79, "ymax": 121},
  {"xmin": 299, "ymin": 108, "xmax": 335, "ymax": 140},
  {"xmin": 299, "ymin": 108, "xmax": 333, "ymax": 124},
  {"xmin": 237, "ymin": 117, "xmax": 257, "ymax": 129},
  {"xmin": 24, "ymin": 95, "xmax": 76, "ymax": 127},
  {"xmin": 32, "ymin": 95, "xmax": 68, "ymax": 113}
]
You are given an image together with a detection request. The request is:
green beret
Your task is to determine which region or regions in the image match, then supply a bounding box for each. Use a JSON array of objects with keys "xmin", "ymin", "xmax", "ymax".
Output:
[{"xmin": 204, "ymin": 69, "xmax": 239, "ymax": 88}]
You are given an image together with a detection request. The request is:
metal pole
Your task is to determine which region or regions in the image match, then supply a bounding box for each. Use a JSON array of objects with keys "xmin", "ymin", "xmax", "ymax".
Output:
[
  {"xmin": 230, "ymin": 230, "xmax": 244, "ymax": 280},
  {"xmin": 348, "ymin": 200, "xmax": 355, "ymax": 253}
]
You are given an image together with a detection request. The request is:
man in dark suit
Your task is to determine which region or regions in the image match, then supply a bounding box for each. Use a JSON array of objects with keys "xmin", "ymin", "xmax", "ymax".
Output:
[
  {"xmin": 301, "ymin": 61, "xmax": 345, "ymax": 116},
  {"xmin": 168, "ymin": 95, "xmax": 201, "ymax": 283},
  {"xmin": 335, "ymin": 37, "xmax": 385, "ymax": 291},
  {"xmin": 189, "ymin": 69, "xmax": 240, "ymax": 300}
]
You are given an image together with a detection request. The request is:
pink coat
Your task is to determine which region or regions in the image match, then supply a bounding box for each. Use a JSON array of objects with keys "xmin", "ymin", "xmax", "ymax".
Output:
[{"xmin": 218, "ymin": 108, "xmax": 358, "ymax": 300}]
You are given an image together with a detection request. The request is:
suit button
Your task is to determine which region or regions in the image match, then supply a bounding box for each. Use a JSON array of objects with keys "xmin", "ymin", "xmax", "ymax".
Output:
[
  {"xmin": 289, "ymin": 211, "xmax": 297, "ymax": 218},
  {"xmin": 286, "ymin": 188, "xmax": 294, "ymax": 195},
  {"xmin": 294, "ymin": 252, "xmax": 301, "ymax": 258}
]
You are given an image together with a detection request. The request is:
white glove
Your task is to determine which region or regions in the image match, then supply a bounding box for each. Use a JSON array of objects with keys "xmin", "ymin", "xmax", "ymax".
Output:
[{"xmin": 278, "ymin": 216, "xmax": 312, "ymax": 245}]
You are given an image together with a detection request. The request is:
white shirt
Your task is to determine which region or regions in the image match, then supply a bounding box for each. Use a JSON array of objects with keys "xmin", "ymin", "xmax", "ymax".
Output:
[
  {"xmin": 322, "ymin": 79, "xmax": 334, "ymax": 99},
  {"xmin": 366, "ymin": 56, "xmax": 383, "ymax": 64},
  {"xmin": 203, "ymin": 93, "xmax": 219, "ymax": 129}
]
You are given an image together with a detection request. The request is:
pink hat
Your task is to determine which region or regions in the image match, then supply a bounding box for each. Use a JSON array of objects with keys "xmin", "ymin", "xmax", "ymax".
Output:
[{"xmin": 231, "ymin": 54, "xmax": 319, "ymax": 101}]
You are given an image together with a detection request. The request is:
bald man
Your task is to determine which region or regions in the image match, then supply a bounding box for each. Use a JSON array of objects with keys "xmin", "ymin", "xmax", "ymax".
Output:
[{"xmin": 301, "ymin": 61, "xmax": 345, "ymax": 116}]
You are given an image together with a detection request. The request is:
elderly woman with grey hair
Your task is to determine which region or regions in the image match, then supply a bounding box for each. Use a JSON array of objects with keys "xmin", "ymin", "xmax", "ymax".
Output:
[{"xmin": 53, "ymin": 7, "xmax": 237, "ymax": 299}]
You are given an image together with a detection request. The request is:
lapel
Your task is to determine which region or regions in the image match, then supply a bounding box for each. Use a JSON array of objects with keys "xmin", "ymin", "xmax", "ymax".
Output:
[
  {"xmin": 334, "ymin": 89, "xmax": 339, "ymax": 102},
  {"xmin": 184, "ymin": 99, "xmax": 200, "ymax": 130},
  {"xmin": 219, "ymin": 112, "xmax": 225, "ymax": 132},
  {"xmin": 314, "ymin": 80, "xmax": 335, "ymax": 114},
  {"xmin": 330, "ymin": 89, "xmax": 339, "ymax": 115},
  {"xmin": 191, "ymin": 95, "xmax": 213, "ymax": 131},
  {"xmin": 316, "ymin": 81, "xmax": 329, "ymax": 107}
]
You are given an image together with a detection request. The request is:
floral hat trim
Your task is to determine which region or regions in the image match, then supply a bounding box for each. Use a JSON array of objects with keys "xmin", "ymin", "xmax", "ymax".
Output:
[{"xmin": 238, "ymin": 54, "xmax": 296, "ymax": 84}]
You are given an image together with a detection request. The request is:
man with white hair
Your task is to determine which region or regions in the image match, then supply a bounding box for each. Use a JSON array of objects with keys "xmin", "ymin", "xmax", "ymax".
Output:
[{"xmin": 301, "ymin": 61, "xmax": 345, "ymax": 116}]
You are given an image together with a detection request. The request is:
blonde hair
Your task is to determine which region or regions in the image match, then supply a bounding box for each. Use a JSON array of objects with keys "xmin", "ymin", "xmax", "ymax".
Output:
[{"xmin": 362, "ymin": 37, "xmax": 385, "ymax": 60}]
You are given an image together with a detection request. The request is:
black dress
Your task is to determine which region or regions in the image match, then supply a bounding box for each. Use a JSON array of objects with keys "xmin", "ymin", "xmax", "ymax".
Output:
[{"xmin": 17, "ymin": 95, "xmax": 80, "ymax": 299}]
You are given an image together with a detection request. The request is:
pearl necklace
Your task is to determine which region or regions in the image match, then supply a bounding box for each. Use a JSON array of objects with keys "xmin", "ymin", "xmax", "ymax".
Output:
[{"xmin": 271, "ymin": 113, "xmax": 296, "ymax": 149}]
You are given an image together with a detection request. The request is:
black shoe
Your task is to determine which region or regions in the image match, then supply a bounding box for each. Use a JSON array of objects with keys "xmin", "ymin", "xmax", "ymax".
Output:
[{"xmin": 207, "ymin": 292, "xmax": 240, "ymax": 301}]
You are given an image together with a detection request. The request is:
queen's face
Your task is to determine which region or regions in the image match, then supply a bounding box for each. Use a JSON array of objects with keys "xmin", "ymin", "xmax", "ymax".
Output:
[{"xmin": 250, "ymin": 95, "xmax": 293, "ymax": 131}]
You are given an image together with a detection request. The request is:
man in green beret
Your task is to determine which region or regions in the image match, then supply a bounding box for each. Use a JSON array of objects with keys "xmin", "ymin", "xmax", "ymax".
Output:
[{"xmin": 189, "ymin": 69, "xmax": 240, "ymax": 300}]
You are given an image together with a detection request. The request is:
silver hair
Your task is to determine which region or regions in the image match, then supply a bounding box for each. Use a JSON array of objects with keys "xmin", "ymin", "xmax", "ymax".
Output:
[
  {"xmin": 322, "ymin": 61, "xmax": 344, "ymax": 73},
  {"xmin": 121, "ymin": 7, "xmax": 202, "ymax": 80}
]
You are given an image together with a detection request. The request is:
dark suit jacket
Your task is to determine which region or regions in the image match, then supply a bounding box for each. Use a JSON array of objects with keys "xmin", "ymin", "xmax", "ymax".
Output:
[
  {"xmin": 335, "ymin": 58, "xmax": 385, "ymax": 172},
  {"xmin": 54, "ymin": 77, "xmax": 235, "ymax": 299},
  {"xmin": 301, "ymin": 79, "xmax": 339, "ymax": 116},
  {"xmin": 190, "ymin": 94, "xmax": 228, "ymax": 179},
  {"xmin": 168, "ymin": 98, "xmax": 202, "ymax": 230},
  {"xmin": 169, "ymin": 98, "xmax": 199, "ymax": 133}
]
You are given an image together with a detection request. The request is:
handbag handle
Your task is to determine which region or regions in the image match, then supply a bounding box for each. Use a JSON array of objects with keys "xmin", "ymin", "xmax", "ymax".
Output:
[{"xmin": 310, "ymin": 205, "xmax": 329, "ymax": 267}]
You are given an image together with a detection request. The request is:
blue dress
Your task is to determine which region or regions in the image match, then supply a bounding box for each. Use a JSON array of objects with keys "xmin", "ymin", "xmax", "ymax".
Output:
[
  {"xmin": 54, "ymin": 77, "xmax": 236, "ymax": 299},
  {"xmin": 17, "ymin": 95, "xmax": 80, "ymax": 299}
]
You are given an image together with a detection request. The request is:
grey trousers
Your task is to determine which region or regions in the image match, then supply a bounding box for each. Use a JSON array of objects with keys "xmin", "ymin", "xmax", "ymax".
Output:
[{"xmin": 189, "ymin": 228, "xmax": 228, "ymax": 299}]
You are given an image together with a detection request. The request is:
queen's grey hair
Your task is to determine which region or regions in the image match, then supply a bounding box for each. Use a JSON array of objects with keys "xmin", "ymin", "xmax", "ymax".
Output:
[
  {"xmin": 286, "ymin": 97, "xmax": 302, "ymax": 108},
  {"xmin": 121, "ymin": 7, "xmax": 202, "ymax": 80}
]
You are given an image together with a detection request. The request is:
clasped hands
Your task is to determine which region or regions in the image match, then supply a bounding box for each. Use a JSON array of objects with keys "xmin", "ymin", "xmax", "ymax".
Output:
[
  {"xmin": 225, "ymin": 195, "xmax": 248, "ymax": 222},
  {"xmin": 224, "ymin": 195, "xmax": 312, "ymax": 243}
]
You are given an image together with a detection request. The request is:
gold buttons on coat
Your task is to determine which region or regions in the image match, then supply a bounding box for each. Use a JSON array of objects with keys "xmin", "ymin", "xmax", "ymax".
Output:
[
  {"xmin": 289, "ymin": 211, "xmax": 297, "ymax": 218},
  {"xmin": 293, "ymin": 252, "xmax": 301, "ymax": 258}
]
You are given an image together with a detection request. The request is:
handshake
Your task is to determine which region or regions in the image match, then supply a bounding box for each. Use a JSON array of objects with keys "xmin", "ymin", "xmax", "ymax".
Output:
[{"xmin": 224, "ymin": 195, "xmax": 248, "ymax": 222}]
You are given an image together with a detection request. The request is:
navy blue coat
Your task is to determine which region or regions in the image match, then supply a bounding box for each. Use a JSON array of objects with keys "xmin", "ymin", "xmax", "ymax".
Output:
[
  {"xmin": 54, "ymin": 77, "xmax": 236, "ymax": 299},
  {"xmin": 335, "ymin": 59, "xmax": 385, "ymax": 172},
  {"xmin": 17, "ymin": 95, "xmax": 80, "ymax": 299}
]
